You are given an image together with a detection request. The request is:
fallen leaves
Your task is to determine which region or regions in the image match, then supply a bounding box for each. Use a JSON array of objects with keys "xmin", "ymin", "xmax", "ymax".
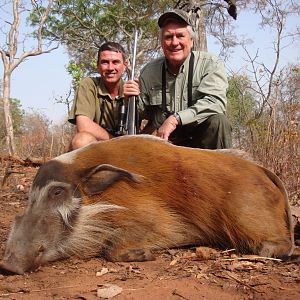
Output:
[
  {"xmin": 96, "ymin": 284, "xmax": 123, "ymax": 299},
  {"xmin": 96, "ymin": 268, "xmax": 109, "ymax": 277},
  {"xmin": 195, "ymin": 246, "xmax": 219, "ymax": 260}
]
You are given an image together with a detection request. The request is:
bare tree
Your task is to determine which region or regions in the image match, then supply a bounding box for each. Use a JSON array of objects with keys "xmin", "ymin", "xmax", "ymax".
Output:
[
  {"xmin": 226, "ymin": 0, "xmax": 300, "ymax": 201},
  {"xmin": 175, "ymin": 0, "xmax": 237, "ymax": 51},
  {"xmin": 240, "ymin": 0, "xmax": 299, "ymax": 128},
  {"xmin": 0, "ymin": 0, "xmax": 58, "ymax": 155}
]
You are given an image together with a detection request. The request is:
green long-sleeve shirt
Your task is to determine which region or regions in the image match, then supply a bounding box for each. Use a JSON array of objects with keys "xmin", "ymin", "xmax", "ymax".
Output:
[{"xmin": 138, "ymin": 51, "xmax": 228, "ymax": 126}]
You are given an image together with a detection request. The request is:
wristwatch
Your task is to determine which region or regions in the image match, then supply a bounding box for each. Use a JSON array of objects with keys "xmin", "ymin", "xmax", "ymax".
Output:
[{"xmin": 174, "ymin": 113, "xmax": 181, "ymax": 125}]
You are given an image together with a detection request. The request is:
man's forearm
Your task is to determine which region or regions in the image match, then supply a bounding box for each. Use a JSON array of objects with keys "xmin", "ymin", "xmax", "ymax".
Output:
[
  {"xmin": 76, "ymin": 115, "xmax": 113, "ymax": 140},
  {"xmin": 177, "ymin": 95, "xmax": 226, "ymax": 126}
]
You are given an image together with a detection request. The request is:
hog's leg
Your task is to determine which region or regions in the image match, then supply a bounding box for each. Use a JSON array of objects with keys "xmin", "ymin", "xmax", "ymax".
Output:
[
  {"xmin": 259, "ymin": 238, "xmax": 294, "ymax": 258},
  {"xmin": 106, "ymin": 248, "xmax": 155, "ymax": 262}
]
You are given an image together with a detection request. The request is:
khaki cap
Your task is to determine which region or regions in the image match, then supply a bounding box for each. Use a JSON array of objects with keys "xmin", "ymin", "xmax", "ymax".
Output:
[{"xmin": 158, "ymin": 9, "xmax": 192, "ymax": 28}]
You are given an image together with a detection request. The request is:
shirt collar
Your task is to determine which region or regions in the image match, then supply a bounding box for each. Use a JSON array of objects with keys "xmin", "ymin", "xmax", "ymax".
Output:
[
  {"xmin": 98, "ymin": 78, "xmax": 125, "ymax": 100},
  {"xmin": 182, "ymin": 52, "xmax": 192, "ymax": 73},
  {"xmin": 165, "ymin": 52, "xmax": 192, "ymax": 75}
]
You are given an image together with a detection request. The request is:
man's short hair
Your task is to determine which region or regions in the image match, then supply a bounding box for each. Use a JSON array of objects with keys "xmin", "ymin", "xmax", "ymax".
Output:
[
  {"xmin": 97, "ymin": 42, "xmax": 126, "ymax": 65},
  {"xmin": 159, "ymin": 24, "xmax": 195, "ymax": 41}
]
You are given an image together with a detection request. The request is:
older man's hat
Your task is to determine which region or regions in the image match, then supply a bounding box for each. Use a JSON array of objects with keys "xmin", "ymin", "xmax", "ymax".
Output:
[{"xmin": 158, "ymin": 9, "xmax": 192, "ymax": 28}]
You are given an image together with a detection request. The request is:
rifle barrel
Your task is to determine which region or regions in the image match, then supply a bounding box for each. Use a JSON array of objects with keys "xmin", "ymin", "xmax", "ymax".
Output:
[
  {"xmin": 126, "ymin": 29, "xmax": 139, "ymax": 135},
  {"xmin": 131, "ymin": 30, "xmax": 138, "ymax": 80}
]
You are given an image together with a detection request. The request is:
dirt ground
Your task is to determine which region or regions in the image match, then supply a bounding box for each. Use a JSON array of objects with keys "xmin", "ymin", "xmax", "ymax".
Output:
[{"xmin": 0, "ymin": 157, "xmax": 299, "ymax": 300}]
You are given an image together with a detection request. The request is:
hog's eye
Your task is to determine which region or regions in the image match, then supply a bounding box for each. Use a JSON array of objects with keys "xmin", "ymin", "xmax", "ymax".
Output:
[
  {"xmin": 38, "ymin": 245, "xmax": 45, "ymax": 253},
  {"xmin": 54, "ymin": 188, "xmax": 63, "ymax": 196},
  {"xmin": 49, "ymin": 186, "xmax": 66, "ymax": 198}
]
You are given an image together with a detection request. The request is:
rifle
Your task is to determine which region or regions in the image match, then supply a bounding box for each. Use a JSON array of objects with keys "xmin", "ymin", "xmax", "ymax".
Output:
[{"xmin": 125, "ymin": 30, "xmax": 139, "ymax": 135}]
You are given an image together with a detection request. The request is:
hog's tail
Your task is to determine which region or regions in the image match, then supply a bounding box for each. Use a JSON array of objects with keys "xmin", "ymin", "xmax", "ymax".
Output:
[{"xmin": 261, "ymin": 166, "xmax": 295, "ymax": 256}]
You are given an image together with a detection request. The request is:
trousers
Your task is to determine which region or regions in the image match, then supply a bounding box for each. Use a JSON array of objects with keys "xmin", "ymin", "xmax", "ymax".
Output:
[{"xmin": 170, "ymin": 114, "xmax": 232, "ymax": 149}]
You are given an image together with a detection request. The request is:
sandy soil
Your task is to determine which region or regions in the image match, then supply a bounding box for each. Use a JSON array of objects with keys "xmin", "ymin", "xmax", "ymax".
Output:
[{"xmin": 0, "ymin": 157, "xmax": 299, "ymax": 300}]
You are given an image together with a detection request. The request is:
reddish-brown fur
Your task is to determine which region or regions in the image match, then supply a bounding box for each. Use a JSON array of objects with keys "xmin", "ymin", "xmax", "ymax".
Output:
[
  {"xmin": 67, "ymin": 135, "xmax": 294, "ymax": 260},
  {"xmin": 0, "ymin": 135, "xmax": 295, "ymax": 274}
]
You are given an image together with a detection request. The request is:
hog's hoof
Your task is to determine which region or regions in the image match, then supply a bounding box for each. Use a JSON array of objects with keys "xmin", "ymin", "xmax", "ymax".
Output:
[
  {"xmin": 259, "ymin": 240, "xmax": 294, "ymax": 258},
  {"xmin": 118, "ymin": 249, "xmax": 155, "ymax": 262}
]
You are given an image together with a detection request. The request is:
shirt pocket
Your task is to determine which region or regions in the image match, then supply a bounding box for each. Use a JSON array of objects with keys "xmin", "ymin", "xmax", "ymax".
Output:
[{"xmin": 149, "ymin": 86, "xmax": 163, "ymax": 106}]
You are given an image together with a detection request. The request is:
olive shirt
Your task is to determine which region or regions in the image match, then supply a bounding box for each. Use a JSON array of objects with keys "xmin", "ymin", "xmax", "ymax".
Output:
[
  {"xmin": 138, "ymin": 51, "xmax": 228, "ymax": 127},
  {"xmin": 68, "ymin": 77, "xmax": 125, "ymax": 134}
]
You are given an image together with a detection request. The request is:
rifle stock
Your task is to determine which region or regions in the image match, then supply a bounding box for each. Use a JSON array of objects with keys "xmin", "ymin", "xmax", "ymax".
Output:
[{"xmin": 126, "ymin": 96, "xmax": 136, "ymax": 135}]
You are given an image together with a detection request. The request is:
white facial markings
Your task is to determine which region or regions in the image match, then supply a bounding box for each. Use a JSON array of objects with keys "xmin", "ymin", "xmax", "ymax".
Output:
[
  {"xmin": 62, "ymin": 203, "xmax": 126, "ymax": 257},
  {"xmin": 28, "ymin": 185, "xmax": 47, "ymax": 206},
  {"xmin": 29, "ymin": 181, "xmax": 69, "ymax": 206},
  {"xmin": 57, "ymin": 197, "xmax": 81, "ymax": 228},
  {"xmin": 29, "ymin": 180, "xmax": 82, "ymax": 229}
]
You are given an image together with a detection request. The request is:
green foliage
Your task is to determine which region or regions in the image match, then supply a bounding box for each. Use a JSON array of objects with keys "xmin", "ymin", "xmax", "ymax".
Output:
[
  {"xmin": 67, "ymin": 60, "xmax": 86, "ymax": 89},
  {"xmin": 0, "ymin": 98, "xmax": 24, "ymax": 140},
  {"xmin": 31, "ymin": 0, "xmax": 173, "ymax": 74},
  {"xmin": 226, "ymin": 75, "xmax": 256, "ymax": 129},
  {"xmin": 10, "ymin": 99, "xmax": 24, "ymax": 134}
]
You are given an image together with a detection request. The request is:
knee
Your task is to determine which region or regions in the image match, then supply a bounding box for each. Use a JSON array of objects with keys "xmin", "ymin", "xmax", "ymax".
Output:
[
  {"xmin": 70, "ymin": 132, "xmax": 97, "ymax": 150},
  {"xmin": 206, "ymin": 114, "xmax": 230, "ymax": 129},
  {"xmin": 203, "ymin": 114, "xmax": 232, "ymax": 149}
]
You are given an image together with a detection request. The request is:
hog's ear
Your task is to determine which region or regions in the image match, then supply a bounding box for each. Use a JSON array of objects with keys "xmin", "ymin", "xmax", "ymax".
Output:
[{"xmin": 82, "ymin": 164, "xmax": 143, "ymax": 196}]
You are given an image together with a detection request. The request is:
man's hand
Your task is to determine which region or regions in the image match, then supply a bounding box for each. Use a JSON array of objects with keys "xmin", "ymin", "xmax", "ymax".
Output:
[
  {"xmin": 124, "ymin": 79, "xmax": 140, "ymax": 97},
  {"xmin": 157, "ymin": 115, "xmax": 178, "ymax": 140}
]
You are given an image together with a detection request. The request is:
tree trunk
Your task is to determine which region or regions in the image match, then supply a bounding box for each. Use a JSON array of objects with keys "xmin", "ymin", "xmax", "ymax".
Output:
[
  {"xmin": 1, "ymin": 0, "xmax": 57, "ymax": 156},
  {"xmin": 193, "ymin": 8, "xmax": 207, "ymax": 51},
  {"xmin": 180, "ymin": 0, "xmax": 208, "ymax": 51},
  {"xmin": 2, "ymin": 72, "xmax": 15, "ymax": 155}
]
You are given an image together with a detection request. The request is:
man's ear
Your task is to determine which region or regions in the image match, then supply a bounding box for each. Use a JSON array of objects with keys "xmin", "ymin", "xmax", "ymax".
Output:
[
  {"xmin": 123, "ymin": 59, "xmax": 128, "ymax": 73},
  {"xmin": 81, "ymin": 164, "xmax": 143, "ymax": 196}
]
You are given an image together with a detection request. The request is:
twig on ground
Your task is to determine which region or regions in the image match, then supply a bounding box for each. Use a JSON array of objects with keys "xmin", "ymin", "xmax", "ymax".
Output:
[
  {"xmin": 221, "ymin": 256, "xmax": 282, "ymax": 262},
  {"xmin": 225, "ymin": 272, "xmax": 263, "ymax": 293},
  {"xmin": 172, "ymin": 289, "xmax": 189, "ymax": 299}
]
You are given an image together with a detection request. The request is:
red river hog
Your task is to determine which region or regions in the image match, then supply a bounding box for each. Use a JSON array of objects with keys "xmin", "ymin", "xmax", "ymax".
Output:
[{"xmin": 0, "ymin": 135, "xmax": 295, "ymax": 274}]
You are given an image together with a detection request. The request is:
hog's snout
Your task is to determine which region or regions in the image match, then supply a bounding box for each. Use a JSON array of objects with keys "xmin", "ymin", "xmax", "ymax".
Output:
[
  {"xmin": 0, "ymin": 250, "xmax": 41, "ymax": 275},
  {"xmin": 0, "ymin": 256, "xmax": 27, "ymax": 275},
  {"xmin": 0, "ymin": 262, "xmax": 20, "ymax": 275}
]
